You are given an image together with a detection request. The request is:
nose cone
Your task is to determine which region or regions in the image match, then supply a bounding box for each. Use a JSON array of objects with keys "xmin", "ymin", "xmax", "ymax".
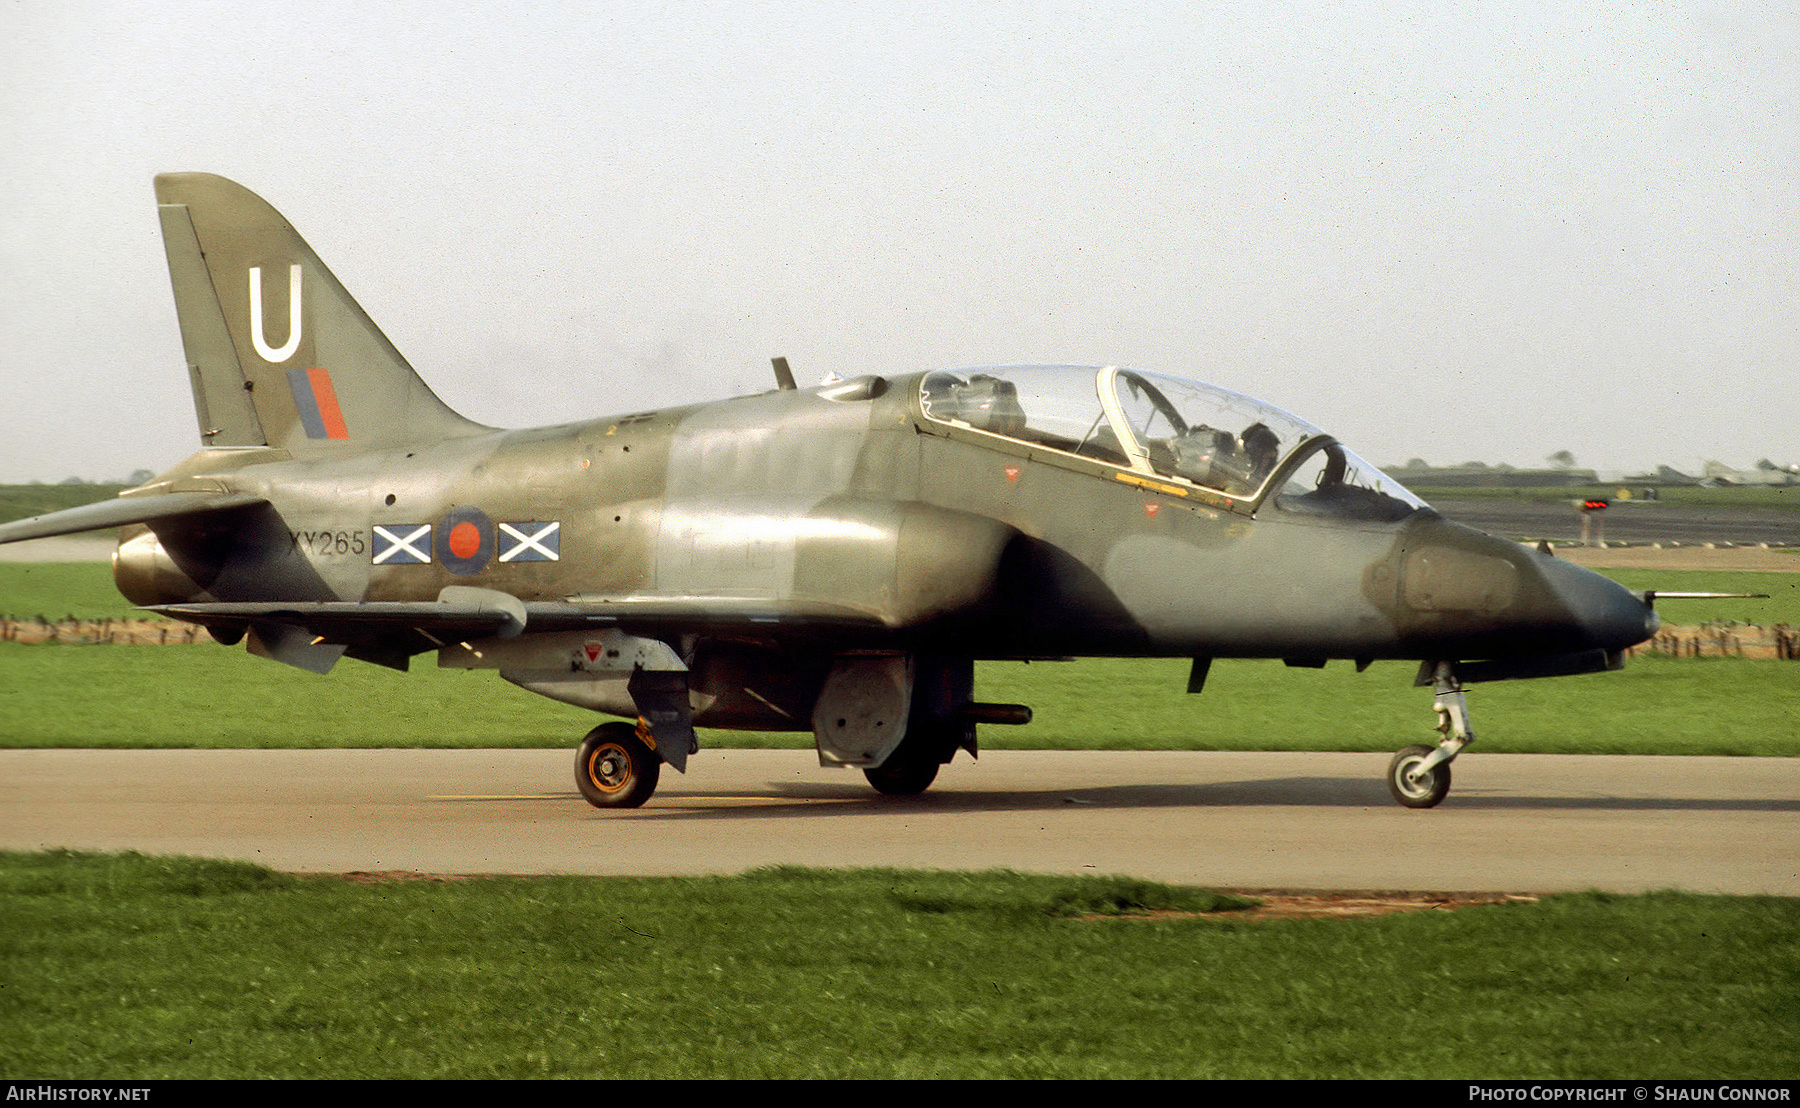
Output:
[
  {"xmin": 1393, "ymin": 515, "xmax": 1658, "ymax": 658},
  {"xmin": 1537, "ymin": 553, "xmax": 1660, "ymax": 651}
]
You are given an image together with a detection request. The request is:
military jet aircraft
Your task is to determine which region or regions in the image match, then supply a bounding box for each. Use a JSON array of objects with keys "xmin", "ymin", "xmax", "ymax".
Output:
[
  {"xmin": 0, "ymin": 173, "xmax": 1664, "ymax": 809},
  {"xmin": 1701, "ymin": 460, "xmax": 1799, "ymax": 488}
]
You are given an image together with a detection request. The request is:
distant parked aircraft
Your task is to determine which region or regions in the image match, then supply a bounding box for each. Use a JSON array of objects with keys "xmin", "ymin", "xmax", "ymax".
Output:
[{"xmin": 1701, "ymin": 460, "xmax": 1799, "ymax": 488}]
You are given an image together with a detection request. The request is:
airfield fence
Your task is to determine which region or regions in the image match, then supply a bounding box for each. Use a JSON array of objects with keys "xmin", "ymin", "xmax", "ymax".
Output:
[
  {"xmin": 1, "ymin": 617, "xmax": 205, "ymax": 645},
  {"xmin": 1628, "ymin": 622, "xmax": 1799, "ymax": 661},
  {"xmin": 4, "ymin": 616, "xmax": 1794, "ymax": 658}
]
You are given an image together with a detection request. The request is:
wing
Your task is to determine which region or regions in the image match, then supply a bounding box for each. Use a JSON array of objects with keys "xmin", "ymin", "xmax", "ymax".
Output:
[{"xmin": 147, "ymin": 592, "xmax": 893, "ymax": 672}]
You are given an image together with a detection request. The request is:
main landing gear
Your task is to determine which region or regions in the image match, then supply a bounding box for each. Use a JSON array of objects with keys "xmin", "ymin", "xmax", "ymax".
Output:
[
  {"xmin": 1387, "ymin": 661, "xmax": 1474, "ymax": 809},
  {"xmin": 575, "ymin": 721, "xmax": 662, "ymax": 809},
  {"xmin": 860, "ymin": 719, "xmax": 960, "ymax": 796}
]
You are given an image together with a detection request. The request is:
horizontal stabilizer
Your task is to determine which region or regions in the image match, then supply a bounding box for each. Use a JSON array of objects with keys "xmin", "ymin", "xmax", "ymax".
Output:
[{"xmin": 0, "ymin": 491, "xmax": 268, "ymax": 545}]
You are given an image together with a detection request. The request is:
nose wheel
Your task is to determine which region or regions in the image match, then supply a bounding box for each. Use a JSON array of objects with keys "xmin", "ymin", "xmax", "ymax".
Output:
[
  {"xmin": 1388, "ymin": 661, "xmax": 1473, "ymax": 809},
  {"xmin": 1387, "ymin": 744, "xmax": 1452, "ymax": 808}
]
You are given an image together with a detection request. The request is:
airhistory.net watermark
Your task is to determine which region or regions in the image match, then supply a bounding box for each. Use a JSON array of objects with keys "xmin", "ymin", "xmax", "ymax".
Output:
[{"xmin": 5, "ymin": 1088, "xmax": 150, "ymax": 1102}]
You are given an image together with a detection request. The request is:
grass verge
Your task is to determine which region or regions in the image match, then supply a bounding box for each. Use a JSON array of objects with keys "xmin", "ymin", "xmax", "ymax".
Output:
[
  {"xmin": 2, "ymin": 851, "xmax": 1795, "ymax": 1079},
  {"xmin": 0, "ymin": 563, "xmax": 147, "ymax": 622},
  {"xmin": 1, "ymin": 564, "xmax": 1795, "ymax": 754},
  {"xmin": 1, "ymin": 643, "xmax": 1794, "ymax": 754}
]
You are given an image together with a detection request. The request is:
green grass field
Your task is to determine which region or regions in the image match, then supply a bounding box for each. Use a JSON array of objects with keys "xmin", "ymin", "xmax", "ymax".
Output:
[
  {"xmin": 3, "ymin": 560, "xmax": 1795, "ymax": 1080},
  {"xmin": 1603, "ymin": 567, "xmax": 1800, "ymax": 626},
  {"xmin": 5, "ymin": 641, "xmax": 1796, "ymax": 754},
  {"xmin": 2, "ymin": 562, "xmax": 1796, "ymax": 754},
  {"xmin": 3, "ymin": 852, "xmax": 1795, "ymax": 1079},
  {"xmin": 0, "ymin": 562, "xmax": 147, "ymax": 621}
]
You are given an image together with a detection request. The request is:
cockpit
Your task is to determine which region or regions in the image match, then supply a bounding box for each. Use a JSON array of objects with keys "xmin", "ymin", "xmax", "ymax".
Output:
[{"xmin": 918, "ymin": 365, "xmax": 1427, "ymax": 521}]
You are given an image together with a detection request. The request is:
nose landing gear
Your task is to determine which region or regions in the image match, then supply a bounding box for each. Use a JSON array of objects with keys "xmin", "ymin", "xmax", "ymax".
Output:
[{"xmin": 1388, "ymin": 661, "xmax": 1473, "ymax": 809}]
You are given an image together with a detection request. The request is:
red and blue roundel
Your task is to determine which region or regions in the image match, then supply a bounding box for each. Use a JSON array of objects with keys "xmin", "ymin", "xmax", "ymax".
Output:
[{"xmin": 435, "ymin": 506, "xmax": 494, "ymax": 576}]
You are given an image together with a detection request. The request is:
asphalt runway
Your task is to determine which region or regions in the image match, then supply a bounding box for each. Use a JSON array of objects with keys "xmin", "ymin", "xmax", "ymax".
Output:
[
  {"xmin": 1431, "ymin": 498, "xmax": 1800, "ymax": 546},
  {"xmin": 4, "ymin": 748, "xmax": 1794, "ymax": 895}
]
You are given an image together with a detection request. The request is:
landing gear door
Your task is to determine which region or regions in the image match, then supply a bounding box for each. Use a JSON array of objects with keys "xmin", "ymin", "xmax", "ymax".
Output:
[
  {"xmin": 627, "ymin": 665, "xmax": 697, "ymax": 774},
  {"xmin": 812, "ymin": 655, "xmax": 912, "ymax": 768}
]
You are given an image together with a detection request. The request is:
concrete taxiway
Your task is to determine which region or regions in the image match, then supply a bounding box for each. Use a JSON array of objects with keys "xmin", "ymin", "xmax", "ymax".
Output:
[{"xmin": 3, "ymin": 748, "xmax": 1793, "ymax": 894}]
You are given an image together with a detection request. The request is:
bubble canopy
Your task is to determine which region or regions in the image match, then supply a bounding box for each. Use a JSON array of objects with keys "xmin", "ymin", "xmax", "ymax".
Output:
[{"xmin": 918, "ymin": 365, "xmax": 1427, "ymax": 520}]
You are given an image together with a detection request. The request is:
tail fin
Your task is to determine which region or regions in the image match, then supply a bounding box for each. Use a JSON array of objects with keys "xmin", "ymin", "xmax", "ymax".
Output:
[{"xmin": 154, "ymin": 173, "xmax": 492, "ymax": 455}]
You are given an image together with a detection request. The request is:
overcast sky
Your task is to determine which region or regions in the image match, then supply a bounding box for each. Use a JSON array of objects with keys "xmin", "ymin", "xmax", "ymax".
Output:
[{"xmin": 2, "ymin": 1, "xmax": 1794, "ymax": 483}]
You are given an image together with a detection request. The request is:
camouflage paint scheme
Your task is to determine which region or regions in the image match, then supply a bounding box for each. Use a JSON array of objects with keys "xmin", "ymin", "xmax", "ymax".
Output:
[{"xmin": 0, "ymin": 175, "xmax": 1659, "ymax": 808}]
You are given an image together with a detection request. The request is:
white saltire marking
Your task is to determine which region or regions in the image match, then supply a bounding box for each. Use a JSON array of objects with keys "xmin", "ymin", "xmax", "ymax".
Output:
[
  {"xmin": 372, "ymin": 523, "xmax": 432, "ymax": 564},
  {"xmin": 498, "ymin": 521, "xmax": 561, "ymax": 562}
]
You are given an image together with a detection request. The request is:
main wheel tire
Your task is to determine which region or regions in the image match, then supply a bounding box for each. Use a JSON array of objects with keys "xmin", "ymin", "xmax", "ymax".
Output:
[
  {"xmin": 863, "ymin": 756, "xmax": 939, "ymax": 797},
  {"xmin": 1387, "ymin": 744, "xmax": 1451, "ymax": 809},
  {"xmin": 576, "ymin": 722, "xmax": 661, "ymax": 809}
]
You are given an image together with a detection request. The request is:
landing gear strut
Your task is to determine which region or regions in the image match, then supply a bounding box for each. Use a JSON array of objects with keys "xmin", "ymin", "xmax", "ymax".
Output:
[{"xmin": 1387, "ymin": 661, "xmax": 1473, "ymax": 809}]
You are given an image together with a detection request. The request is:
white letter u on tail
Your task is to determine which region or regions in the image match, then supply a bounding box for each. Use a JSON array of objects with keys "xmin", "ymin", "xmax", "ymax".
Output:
[{"xmin": 249, "ymin": 265, "xmax": 303, "ymax": 363}]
